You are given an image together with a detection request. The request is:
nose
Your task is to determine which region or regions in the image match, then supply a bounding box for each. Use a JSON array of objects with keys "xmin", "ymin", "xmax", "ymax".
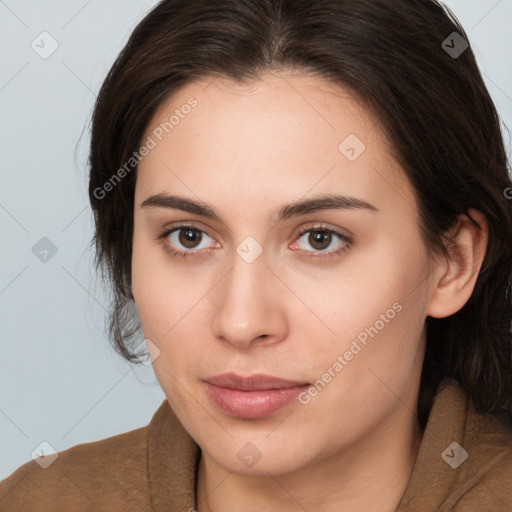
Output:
[{"xmin": 210, "ymin": 251, "xmax": 288, "ymax": 350}]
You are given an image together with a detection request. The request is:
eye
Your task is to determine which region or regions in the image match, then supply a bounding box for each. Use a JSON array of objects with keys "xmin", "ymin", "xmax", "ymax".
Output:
[
  {"xmin": 158, "ymin": 225, "xmax": 218, "ymax": 257},
  {"xmin": 292, "ymin": 225, "xmax": 351, "ymax": 258},
  {"xmin": 157, "ymin": 223, "xmax": 352, "ymax": 260}
]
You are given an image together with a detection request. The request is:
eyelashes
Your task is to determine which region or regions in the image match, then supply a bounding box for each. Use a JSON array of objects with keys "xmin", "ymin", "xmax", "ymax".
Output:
[
  {"xmin": 157, "ymin": 223, "xmax": 352, "ymax": 260},
  {"xmin": 293, "ymin": 225, "xmax": 351, "ymax": 259}
]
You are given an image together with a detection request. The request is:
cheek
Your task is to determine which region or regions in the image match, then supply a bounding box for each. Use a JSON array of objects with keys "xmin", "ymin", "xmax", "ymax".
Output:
[
  {"xmin": 131, "ymin": 233, "xmax": 216, "ymax": 373},
  {"xmin": 295, "ymin": 236, "xmax": 427, "ymax": 339},
  {"xmin": 131, "ymin": 234, "xmax": 159, "ymax": 334},
  {"xmin": 131, "ymin": 229, "xmax": 194, "ymax": 335},
  {"xmin": 294, "ymin": 235, "xmax": 430, "ymax": 395}
]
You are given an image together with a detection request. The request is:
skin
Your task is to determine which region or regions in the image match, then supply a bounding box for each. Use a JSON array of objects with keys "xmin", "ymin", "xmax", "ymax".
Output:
[{"xmin": 131, "ymin": 71, "xmax": 488, "ymax": 512}]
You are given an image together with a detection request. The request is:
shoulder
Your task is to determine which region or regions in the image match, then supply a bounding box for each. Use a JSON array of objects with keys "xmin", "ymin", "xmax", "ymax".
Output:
[
  {"xmin": 453, "ymin": 400, "xmax": 512, "ymax": 510},
  {"xmin": 0, "ymin": 425, "xmax": 152, "ymax": 511},
  {"xmin": 400, "ymin": 380, "xmax": 512, "ymax": 511}
]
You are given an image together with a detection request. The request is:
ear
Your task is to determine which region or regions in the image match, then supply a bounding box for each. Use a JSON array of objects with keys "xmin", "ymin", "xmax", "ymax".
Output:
[{"xmin": 427, "ymin": 209, "xmax": 488, "ymax": 319}]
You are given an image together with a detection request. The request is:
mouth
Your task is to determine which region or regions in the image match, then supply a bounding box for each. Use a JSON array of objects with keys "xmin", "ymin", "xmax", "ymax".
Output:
[{"xmin": 203, "ymin": 373, "xmax": 311, "ymax": 419}]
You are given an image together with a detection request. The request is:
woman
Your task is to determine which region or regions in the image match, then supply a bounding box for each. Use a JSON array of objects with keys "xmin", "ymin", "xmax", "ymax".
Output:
[{"xmin": 1, "ymin": 0, "xmax": 511, "ymax": 510}]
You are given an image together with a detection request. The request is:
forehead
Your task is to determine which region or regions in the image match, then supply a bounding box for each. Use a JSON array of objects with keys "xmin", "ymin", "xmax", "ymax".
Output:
[{"xmin": 135, "ymin": 71, "xmax": 417, "ymax": 220}]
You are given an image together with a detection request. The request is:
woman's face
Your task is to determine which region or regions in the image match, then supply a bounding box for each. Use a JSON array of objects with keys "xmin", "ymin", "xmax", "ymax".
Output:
[{"xmin": 132, "ymin": 71, "xmax": 438, "ymax": 475}]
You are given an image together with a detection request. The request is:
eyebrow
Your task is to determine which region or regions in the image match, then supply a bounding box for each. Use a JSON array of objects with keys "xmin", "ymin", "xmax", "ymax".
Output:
[{"xmin": 140, "ymin": 193, "xmax": 378, "ymax": 222}]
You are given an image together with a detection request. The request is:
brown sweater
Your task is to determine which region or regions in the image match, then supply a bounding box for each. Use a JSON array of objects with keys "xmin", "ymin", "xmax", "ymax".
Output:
[{"xmin": 1, "ymin": 379, "xmax": 511, "ymax": 511}]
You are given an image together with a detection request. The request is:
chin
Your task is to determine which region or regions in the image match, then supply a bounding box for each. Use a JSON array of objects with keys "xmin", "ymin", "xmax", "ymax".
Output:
[{"xmin": 202, "ymin": 433, "xmax": 319, "ymax": 477}]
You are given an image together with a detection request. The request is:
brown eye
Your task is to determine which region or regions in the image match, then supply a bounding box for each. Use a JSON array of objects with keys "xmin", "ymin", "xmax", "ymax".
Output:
[
  {"xmin": 308, "ymin": 231, "xmax": 332, "ymax": 251},
  {"xmin": 160, "ymin": 225, "xmax": 216, "ymax": 256},
  {"xmin": 292, "ymin": 225, "xmax": 351, "ymax": 259},
  {"xmin": 178, "ymin": 228, "xmax": 203, "ymax": 248}
]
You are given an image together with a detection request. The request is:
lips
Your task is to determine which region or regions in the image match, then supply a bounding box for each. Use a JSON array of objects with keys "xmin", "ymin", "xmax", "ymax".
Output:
[
  {"xmin": 205, "ymin": 373, "xmax": 309, "ymax": 390},
  {"xmin": 204, "ymin": 372, "xmax": 310, "ymax": 419}
]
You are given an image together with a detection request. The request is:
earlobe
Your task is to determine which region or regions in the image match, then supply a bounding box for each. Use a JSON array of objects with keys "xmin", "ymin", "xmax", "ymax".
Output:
[{"xmin": 427, "ymin": 209, "xmax": 488, "ymax": 319}]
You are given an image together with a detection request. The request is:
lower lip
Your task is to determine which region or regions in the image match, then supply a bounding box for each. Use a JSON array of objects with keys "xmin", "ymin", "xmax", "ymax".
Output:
[{"xmin": 204, "ymin": 383, "xmax": 310, "ymax": 419}]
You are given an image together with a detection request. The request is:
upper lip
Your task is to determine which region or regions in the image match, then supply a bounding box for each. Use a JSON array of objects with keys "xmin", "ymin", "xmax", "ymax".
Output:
[{"xmin": 205, "ymin": 373, "xmax": 310, "ymax": 391}]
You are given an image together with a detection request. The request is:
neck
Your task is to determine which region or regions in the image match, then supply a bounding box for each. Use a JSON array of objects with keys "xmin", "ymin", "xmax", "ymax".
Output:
[{"xmin": 196, "ymin": 407, "xmax": 423, "ymax": 512}]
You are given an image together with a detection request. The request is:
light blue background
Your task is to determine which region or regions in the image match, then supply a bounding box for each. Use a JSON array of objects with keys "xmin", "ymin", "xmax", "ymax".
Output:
[{"xmin": 1, "ymin": 0, "xmax": 511, "ymax": 479}]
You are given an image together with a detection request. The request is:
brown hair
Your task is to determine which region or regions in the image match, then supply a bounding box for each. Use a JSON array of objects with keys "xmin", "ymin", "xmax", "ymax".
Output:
[{"xmin": 88, "ymin": 0, "xmax": 512, "ymax": 426}]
